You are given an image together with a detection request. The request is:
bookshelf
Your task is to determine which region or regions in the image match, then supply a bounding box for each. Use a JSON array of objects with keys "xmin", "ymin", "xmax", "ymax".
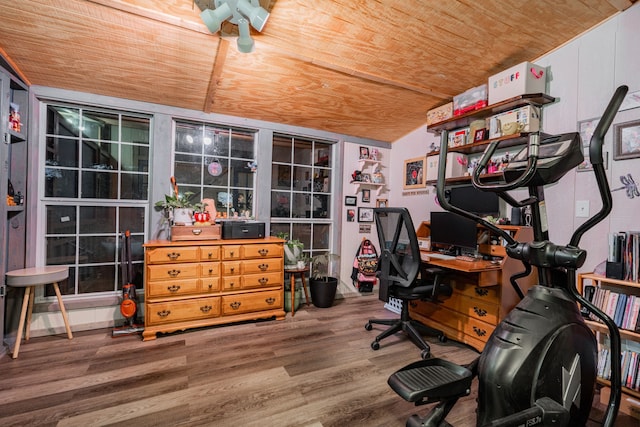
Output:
[{"xmin": 577, "ymin": 272, "xmax": 640, "ymax": 417}]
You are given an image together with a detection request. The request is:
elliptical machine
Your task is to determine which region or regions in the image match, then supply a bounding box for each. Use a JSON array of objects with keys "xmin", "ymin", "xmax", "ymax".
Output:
[{"xmin": 387, "ymin": 86, "xmax": 628, "ymax": 427}]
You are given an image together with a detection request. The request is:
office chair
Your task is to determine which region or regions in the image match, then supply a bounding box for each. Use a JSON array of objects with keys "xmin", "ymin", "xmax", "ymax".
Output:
[{"xmin": 365, "ymin": 207, "xmax": 452, "ymax": 359}]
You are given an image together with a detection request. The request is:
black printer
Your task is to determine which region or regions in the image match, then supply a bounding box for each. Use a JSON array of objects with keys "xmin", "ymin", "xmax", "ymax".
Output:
[{"xmin": 221, "ymin": 221, "xmax": 265, "ymax": 239}]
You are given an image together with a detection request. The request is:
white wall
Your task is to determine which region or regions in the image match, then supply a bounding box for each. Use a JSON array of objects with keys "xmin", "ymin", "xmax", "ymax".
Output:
[{"xmin": 392, "ymin": 3, "xmax": 640, "ymax": 273}]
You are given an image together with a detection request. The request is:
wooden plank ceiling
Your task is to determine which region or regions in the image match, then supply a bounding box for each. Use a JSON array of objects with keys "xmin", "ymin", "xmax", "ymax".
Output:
[{"xmin": 0, "ymin": 0, "xmax": 634, "ymax": 143}]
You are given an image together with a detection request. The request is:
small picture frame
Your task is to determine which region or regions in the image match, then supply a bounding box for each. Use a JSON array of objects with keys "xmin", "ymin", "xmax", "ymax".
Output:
[
  {"xmin": 613, "ymin": 119, "xmax": 640, "ymax": 160},
  {"xmin": 473, "ymin": 128, "xmax": 487, "ymax": 142},
  {"xmin": 359, "ymin": 146, "xmax": 370, "ymax": 160},
  {"xmin": 361, "ymin": 173, "xmax": 372, "ymax": 183},
  {"xmin": 403, "ymin": 156, "xmax": 426, "ymax": 189},
  {"xmin": 358, "ymin": 207, "xmax": 374, "ymax": 222},
  {"xmin": 361, "ymin": 188, "xmax": 371, "ymax": 203},
  {"xmin": 346, "ymin": 209, "xmax": 356, "ymax": 222},
  {"xmin": 345, "ymin": 195, "xmax": 357, "ymax": 206},
  {"xmin": 376, "ymin": 198, "xmax": 387, "ymax": 208}
]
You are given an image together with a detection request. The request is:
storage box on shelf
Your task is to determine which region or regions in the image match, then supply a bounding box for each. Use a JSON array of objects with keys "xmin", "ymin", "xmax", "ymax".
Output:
[
  {"xmin": 577, "ymin": 272, "xmax": 640, "ymax": 418},
  {"xmin": 142, "ymin": 237, "xmax": 285, "ymax": 341},
  {"xmin": 488, "ymin": 62, "xmax": 546, "ymax": 105},
  {"xmin": 425, "ymin": 93, "xmax": 555, "ymax": 185}
]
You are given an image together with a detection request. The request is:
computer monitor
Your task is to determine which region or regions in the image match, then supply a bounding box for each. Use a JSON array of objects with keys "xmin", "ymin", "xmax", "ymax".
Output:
[
  {"xmin": 447, "ymin": 185, "xmax": 500, "ymax": 216},
  {"xmin": 429, "ymin": 211, "xmax": 478, "ymax": 255}
]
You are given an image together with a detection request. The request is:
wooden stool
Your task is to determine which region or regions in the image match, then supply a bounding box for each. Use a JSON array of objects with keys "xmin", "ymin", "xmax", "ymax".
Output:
[
  {"xmin": 284, "ymin": 267, "xmax": 310, "ymax": 317},
  {"xmin": 6, "ymin": 266, "xmax": 72, "ymax": 359}
]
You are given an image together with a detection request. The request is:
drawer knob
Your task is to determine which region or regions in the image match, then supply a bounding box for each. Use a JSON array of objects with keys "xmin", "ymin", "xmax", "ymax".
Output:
[
  {"xmin": 167, "ymin": 252, "xmax": 180, "ymax": 260},
  {"xmin": 157, "ymin": 310, "xmax": 171, "ymax": 318},
  {"xmin": 473, "ymin": 326, "xmax": 487, "ymax": 337},
  {"xmin": 207, "ymin": 252, "xmax": 214, "ymax": 258},
  {"xmin": 258, "ymin": 249, "xmax": 269, "ymax": 256},
  {"xmin": 259, "ymin": 263, "xmax": 269, "ymax": 271},
  {"xmin": 473, "ymin": 307, "xmax": 487, "ymax": 317},
  {"xmin": 230, "ymin": 250, "xmax": 235, "ymax": 257},
  {"xmin": 208, "ymin": 268, "xmax": 214, "ymax": 274},
  {"xmin": 167, "ymin": 284, "xmax": 181, "ymax": 293},
  {"xmin": 259, "ymin": 277, "xmax": 268, "ymax": 285},
  {"xmin": 230, "ymin": 301, "xmax": 241, "ymax": 310},
  {"xmin": 208, "ymin": 283, "xmax": 213, "ymax": 289},
  {"xmin": 168, "ymin": 269, "xmax": 181, "ymax": 277},
  {"xmin": 265, "ymin": 297, "xmax": 276, "ymax": 305},
  {"xmin": 229, "ymin": 282, "xmax": 235, "ymax": 288},
  {"xmin": 230, "ymin": 267, "xmax": 235, "ymax": 273},
  {"xmin": 191, "ymin": 228, "xmax": 202, "ymax": 235},
  {"xmin": 200, "ymin": 305, "xmax": 212, "ymax": 313},
  {"xmin": 475, "ymin": 288, "xmax": 489, "ymax": 297}
]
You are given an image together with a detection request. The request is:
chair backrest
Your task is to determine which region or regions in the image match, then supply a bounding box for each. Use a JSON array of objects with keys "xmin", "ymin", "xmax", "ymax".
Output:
[{"xmin": 373, "ymin": 207, "xmax": 421, "ymax": 290}]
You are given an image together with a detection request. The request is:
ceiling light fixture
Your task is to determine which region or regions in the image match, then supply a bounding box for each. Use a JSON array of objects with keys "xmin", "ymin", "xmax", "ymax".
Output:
[{"xmin": 198, "ymin": 0, "xmax": 270, "ymax": 53}]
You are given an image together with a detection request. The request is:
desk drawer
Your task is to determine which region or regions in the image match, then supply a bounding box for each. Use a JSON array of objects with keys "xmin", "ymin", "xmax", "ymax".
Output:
[
  {"xmin": 453, "ymin": 283, "xmax": 499, "ymax": 303},
  {"xmin": 147, "ymin": 263, "xmax": 199, "ymax": 281},
  {"xmin": 462, "ymin": 317, "xmax": 495, "ymax": 343},
  {"xmin": 147, "ymin": 297, "xmax": 220, "ymax": 324},
  {"xmin": 221, "ymin": 290, "xmax": 282, "ymax": 315}
]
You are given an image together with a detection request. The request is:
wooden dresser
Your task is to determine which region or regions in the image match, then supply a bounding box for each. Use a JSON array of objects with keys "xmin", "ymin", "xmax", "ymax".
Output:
[
  {"xmin": 412, "ymin": 223, "xmax": 537, "ymax": 352},
  {"xmin": 142, "ymin": 237, "xmax": 285, "ymax": 341}
]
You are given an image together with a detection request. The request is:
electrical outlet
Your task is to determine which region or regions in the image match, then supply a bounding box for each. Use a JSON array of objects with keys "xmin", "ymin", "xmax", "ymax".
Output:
[{"xmin": 576, "ymin": 200, "xmax": 590, "ymax": 218}]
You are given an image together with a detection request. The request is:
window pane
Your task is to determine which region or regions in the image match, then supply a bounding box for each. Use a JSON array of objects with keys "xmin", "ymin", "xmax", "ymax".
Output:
[
  {"xmin": 83, "ymin": 110, "xmax": 118, "ymax": 141},
  {"xmin": 230, "ymin": 130, "xmax": 255, "ymax": 159},
  {"xmin": 79, "ymin": 236, "xmax": 116, "ymax": 264},
  {"xmin": 312, "ymin": 194, "xmax": 330, "ymax": 218},
  {"xmin": 82, "ymin": 140, "xmax": 118, "ymax": 170},
  {"xmin": 46, "ymin": 270, "xmax": 75, "ymax": 296},
  {"xmin": 120, "ymin": 208, "xmax": 145, "ymax": 233},
  {"xmin": 292, "ymin": 193, "xmax": 309, "ymax": 218},
  {"xmin": 313, "ymin": 224, "xmax": 331, "ymax": 249},
  {"xmin": 47, "ymin": 106, "xmax": 80, "ymax": 137},
  {"xmin": 46, "ymin": 237, "xmax": 76, "ymax": 265},
  {"xmin": 81, "ymin": 171, "xmax": 118, "ymax": 198},
  {"xmin": 272, "ymin": 136, "xmax": 292, "ymax": 163},
  {"xmin": 175, "ymin": 153, "xmax": 203, "ymax": 185},
  {"xmin": 293, "ymin": 166, "xmax": 311, "ymax": 191},
  {"xmin": 292, "ymin": 223, "xmax": 312, "ymax": 249},
  {"xmin": 203, "ymin": 158, "xmax": 228, "ymax": 186},
  {"xmin": 207, "ymin": 128, "xmax": 230, "ymax": 157},
  {"xmin": 272, "ymin": 164, "xmax": 291, "ymax": 190},
  {"xmin": 314, "ymin": 143, "xmax": 332, "ymax": 168},
  {"xmin": 80, "ymin": 206, "xmax": 116, "ymax": 233},
  {"xmin": 232, "ymin": 189, "xmax": 252, "ymax": 216},
  {"xmin": 47, "ymin": 206, "xmax": 76, "ymax": 234},
  {"xmin": 47, "ymin": 137, "xmax": 78, "ymax": 167},
  {"xmin": 121, "ymin": 116, "xmax": 150, "ymax": 144},
  {"xmin": 272, "ymin": 191, "xmax": 291, "ymax": 217},
  {"xmin": 45, "ymin": 169, "xmax": 78, "ymax": 198},
  {"xmin": 78, "ymin": 265, "xmax": 116, "ymax": 293},
  {"xmin": 120, "ymin": 144, "xmax": 149, "ymax": 172},
  {"xmin": 121, "ymin": 173, "xmax": 148, "ymax": 200},
  {"xmin": 176, "ymin": 122, "xmax": 202, "ymax": 154},
  {"xmin": 314, "ymin": 171, "xmax": 331, "ymax": 193},
  {"xmin": 230, "ymin": 158, "xmax": 253, "ymax": 188},
  {"xmin": 294, "ymin": 139, "xmax": 313, "ymax": 165}
]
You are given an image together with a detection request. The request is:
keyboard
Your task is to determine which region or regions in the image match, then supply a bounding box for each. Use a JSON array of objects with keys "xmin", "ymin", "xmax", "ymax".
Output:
[
  {"xmin": 455, "ymin": 255, "xmax": 477, "ymax": 262},
  {"xmin": 427, "ymin": 253, "xmax": 455, "ymax": 260}
]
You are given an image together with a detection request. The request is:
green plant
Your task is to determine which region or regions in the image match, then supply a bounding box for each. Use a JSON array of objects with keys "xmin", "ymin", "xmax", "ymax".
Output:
[
  {"xmin": 310, "ymin": 252, "xmax": 340, "ymax": 281},
  {"xmin": 154, "ymin": 191, "xmax": 196, "ymax": 211},
  {"xmin": 192, "ymin": 200, "xmax": 209, "ymax": 213}
]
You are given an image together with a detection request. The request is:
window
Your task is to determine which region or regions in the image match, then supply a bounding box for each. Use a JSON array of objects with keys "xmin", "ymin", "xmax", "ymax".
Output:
[
  {"xmin": 173, "ymin": 121, "xmax": 256, "ymax": 218},
  {"xmin": 43, "ymin": 105, "xmax": 150, "ymax": 296},
  {"xmin": 270, "ymin": 134, "xmax": 334, "ymax": 258}
]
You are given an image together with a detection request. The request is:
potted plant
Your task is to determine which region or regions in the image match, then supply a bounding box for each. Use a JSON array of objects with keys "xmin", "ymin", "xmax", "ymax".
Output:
[
  {"xmin": 192, "ymin": 200, "xmax": 212, "ymax": 224},
  {"xmin": 275, "ymin": 233, "xmax": 306, "ymax": 268},
  {"xmin": 154, "ymin": 191, "xmax": 196, "ymax": 226},
  {"xmin": 309, "ymin": 252, "xmax": 340, "ymax": 308}
]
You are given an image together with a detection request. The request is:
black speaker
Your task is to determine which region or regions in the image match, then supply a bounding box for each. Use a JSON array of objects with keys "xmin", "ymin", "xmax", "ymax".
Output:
[
  {"xmin": 606, "ymin": 261, "xmax": 624, "ymax": 280},
  {"xmin": 510, "ymin": 207, "xmax": 521, "ymax": 225}
]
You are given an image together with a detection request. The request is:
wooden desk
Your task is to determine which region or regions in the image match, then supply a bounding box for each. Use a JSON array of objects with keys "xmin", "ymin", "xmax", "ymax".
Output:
[{"xmin": 411, "ymin": 225, "xmax": 537, "ymax": 352}]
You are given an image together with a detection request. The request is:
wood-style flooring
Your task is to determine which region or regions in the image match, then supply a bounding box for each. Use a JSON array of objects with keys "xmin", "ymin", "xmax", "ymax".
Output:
[{"xmin": 0, "ymin": 294, "xmax": 636, "ymax": 426}]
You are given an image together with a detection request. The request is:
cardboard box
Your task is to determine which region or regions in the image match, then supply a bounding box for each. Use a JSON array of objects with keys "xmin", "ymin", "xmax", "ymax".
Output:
[
  {"xmin": 426, "ymin": 153, "xmax": 469, "ymax": 181},
  {"xmin": 488, "ymin": 62, "xmax": 546, "ymax": 105},
  {"xmin": 448, "ymin": 128, "xmax": 469, "ymax": 147},
  {"xmin": 171, "ymin": 224, "xmax": 221, "ymax": 241},
  {"xmin": 453, "ymin": 84, "xmax": 488, "ymax": 116},
  {"xmin": 426, "ymin": 102, "xmax": 453, "ymax": 126},
  {"xmin": 488, "ymin": 105, "xmax": 540, "ymax": 139}
]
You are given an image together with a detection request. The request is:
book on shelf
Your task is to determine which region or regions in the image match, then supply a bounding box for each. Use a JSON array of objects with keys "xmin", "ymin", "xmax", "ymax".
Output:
[{"xmin": 608, "ymin": 231, "xmax": 640, "ymax": 282}]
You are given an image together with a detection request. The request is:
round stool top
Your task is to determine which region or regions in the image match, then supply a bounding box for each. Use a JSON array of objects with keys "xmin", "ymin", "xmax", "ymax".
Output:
[{"xmin": 6, "ymin": 266, "xmax": 69, "ymax": 287}]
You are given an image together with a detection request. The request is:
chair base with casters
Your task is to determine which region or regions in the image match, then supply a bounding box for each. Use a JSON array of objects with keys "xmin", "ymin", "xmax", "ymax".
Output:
[{"xmin": 365, "ymin": 267, "xmax": 452, "ymax": 359}]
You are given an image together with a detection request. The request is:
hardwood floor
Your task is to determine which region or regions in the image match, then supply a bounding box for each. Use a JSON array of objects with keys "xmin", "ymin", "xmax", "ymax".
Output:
[{"xmin": 0, "ymin": 294, "xmax": 636, "ymax": 426}]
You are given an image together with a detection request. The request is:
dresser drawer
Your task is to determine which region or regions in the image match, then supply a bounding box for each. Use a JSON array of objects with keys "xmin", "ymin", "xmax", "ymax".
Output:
[
  {"xmin": 146, "ymin": 246, "xmax": 199, "ymax": 264},
  {"xmin": 201, "ymin": 262, "xmax": 221, "ymax": 278},
  {"xmin": 147, "ymin": 263, "xmax": 199, "ymax": 281},
  {"xmin": 242, "ymin": 271, "xmax": 283, "ymax": 289},
  {"xmin": 242, "ymin": 244, "xmax": 283, "ymax": 259},
  {"xmin": 241, "ymin": 259, "xmax": 282, "ymax": 274},
  {"xmin": 199, "ymin": 246, "xmax": 221, "ymax": 261},
  {"xmin": 222, "ymin": 245, "xmax": 242, "ymax": 260},
  {"xmin": 147, "ymin": 297, "xmax": 221, "ymax": 324},
  {"xmin": 221, "ymin": 261, "xmax": 241, "ymax": 276},
  {"xmin": 222, "ymin": 276, "xmax": 242, "ymax": 291},
  {"xmin": 221, "ymin": 290, "xmax": 282, "ymax": 315},
  {"xmin": 147, "ymin": 278, "xmax": 200, "ymax": 298},
  {"xmin": 200, "ymin": 277, "xmax": 221, "ymax": 293}
]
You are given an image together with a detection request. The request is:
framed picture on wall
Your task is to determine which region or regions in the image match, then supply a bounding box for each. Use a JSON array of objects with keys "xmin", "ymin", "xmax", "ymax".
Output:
[
  {"xmin": 361, "ymin": 188, "xmax": 371, "ymax": 203},
  {"xmin": 403, "ymin": 156, "xmax": 426, "ymax": 189},
  {"xmin": 614, "ymin": 119, "xmax": 640, "ymax": 160},
  {"xmin": 358, "ymin": 207, "xmax": 374, "ymax": 222},
  {"xmin": 376, "ymin": 198, "xmax": 387, "ymax": 208},
  {"xmin": 345, "ymin": 195, "xmax": 357, "ymax": 206},
  {"xmin": 347, "ymin": 209, "xmax": 356, "ymax": 222}
]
